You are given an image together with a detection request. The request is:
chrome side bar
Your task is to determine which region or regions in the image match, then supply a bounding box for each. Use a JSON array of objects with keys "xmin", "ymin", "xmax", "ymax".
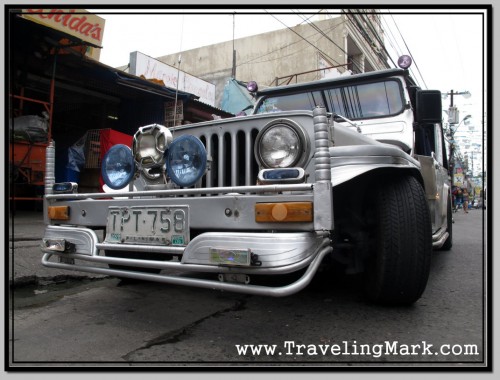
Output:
[{"xmin": 96, "ymin": 242, "xmax": 185, "ymax": 255}]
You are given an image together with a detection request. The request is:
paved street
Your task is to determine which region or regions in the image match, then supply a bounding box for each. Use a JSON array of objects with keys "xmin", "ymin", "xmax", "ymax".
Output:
[
  {"xmin": 8, "ymin": 207, "xmax": 489, "ymax": 367},
  {"xmin": 8, "ymin": 210, "xmax": 106, "ymax": 285}
]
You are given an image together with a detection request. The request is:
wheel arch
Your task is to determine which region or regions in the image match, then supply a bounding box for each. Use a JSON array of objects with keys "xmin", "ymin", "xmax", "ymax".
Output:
[{"xmin": 332, "ymin": 165, "xmax": 425, "ymax": 192}]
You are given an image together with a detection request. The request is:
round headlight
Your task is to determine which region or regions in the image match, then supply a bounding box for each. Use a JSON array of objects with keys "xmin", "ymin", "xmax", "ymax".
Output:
[
  {"xmin": 255, "ymin": 120, "xmax": 309, "ymax": 168},
  {"xmin": 166, "ymin": 135, "xmax": 207, "ymax": 187},
  {"xmin": 133, "ymin": 124, "xmax": 173, "ymax": 168},
  {"xmin": 101, "ymin": 144, "xmax": 135, "ymax": 190}
]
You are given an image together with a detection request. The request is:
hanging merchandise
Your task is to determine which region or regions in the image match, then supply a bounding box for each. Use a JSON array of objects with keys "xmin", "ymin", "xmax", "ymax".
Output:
[{"xmin": 10, "ymin": 113, "xmax": 49, "ymax": 143}]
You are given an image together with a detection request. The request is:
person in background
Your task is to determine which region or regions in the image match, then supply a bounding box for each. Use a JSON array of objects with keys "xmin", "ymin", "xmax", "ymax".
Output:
[
  {"xmin": 462, "ymin": 188, "xmax": 469, "ymax": 213},
  {"xmin": 454, "ymin": 187, "xmax": 463, "ymax": 212}
]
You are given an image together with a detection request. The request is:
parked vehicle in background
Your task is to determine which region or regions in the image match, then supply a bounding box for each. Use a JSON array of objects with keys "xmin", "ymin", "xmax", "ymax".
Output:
[{"xmin": 41, "ymin": 56, "xmax": 452, "ymax": 305}]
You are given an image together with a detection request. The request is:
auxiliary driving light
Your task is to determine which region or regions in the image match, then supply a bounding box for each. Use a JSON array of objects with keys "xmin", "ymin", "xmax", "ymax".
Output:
[
  {"xmin": 166, "ymin": 135, "xmax": 207, "ymax": 187},
  {"xmin": 133, "ymin": 124, "xmax": 173, "ymax": 168},
  {"xmin": 101, "ymin": 144, "xmax": 136, "ymax": 190},
  {"xmin": 42, "ymin": 238, "xmax": 68, "ymax": 252}
]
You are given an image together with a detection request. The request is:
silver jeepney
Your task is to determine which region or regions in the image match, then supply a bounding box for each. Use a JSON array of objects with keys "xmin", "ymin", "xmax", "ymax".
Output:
[
  {"xmin": 42, "ymin": 108, "xmax": 338, "ymax": 296},
  {"xmin": 41, "ymin": 68, "xmax": 450, "ymax": 305}
]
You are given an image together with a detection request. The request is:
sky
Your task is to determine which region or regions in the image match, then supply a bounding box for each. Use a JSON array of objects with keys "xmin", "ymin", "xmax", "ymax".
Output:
[{"xmin": 92, "ymin": 8, "xmax": 486, "ymax": 133}]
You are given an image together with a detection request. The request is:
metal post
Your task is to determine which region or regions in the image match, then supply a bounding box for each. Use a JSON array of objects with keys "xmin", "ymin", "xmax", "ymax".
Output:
[
  {"xmin": 48, "ymin": 53, "xmax": 57, "ymax": 143},
  {"xmin": 44, "ymin": 140, "xmax": 56, "ymax": 224},
  {"xmin": 313, "ymin": 106, "xmax": 331, "ymax": 183},
  {"xmin": 312, "ymin": 106, "xmax": 333, "ymax": 231},
  {"xmin": 45, "ymin": 140, "xmax": 55, "ymax": 196}
]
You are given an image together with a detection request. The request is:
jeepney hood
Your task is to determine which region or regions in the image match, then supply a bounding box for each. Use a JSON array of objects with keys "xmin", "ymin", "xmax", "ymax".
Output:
[
  {"xmin": 329, "ymin": 120, "xmax": 420, "ymax": 188},
  {"xmin": 333, "ymin": 108, "xmax": 414, "ymax": 153},
  {"xmin": 330, "ymin": 121, "xmax": 385, "ymax": 147}
]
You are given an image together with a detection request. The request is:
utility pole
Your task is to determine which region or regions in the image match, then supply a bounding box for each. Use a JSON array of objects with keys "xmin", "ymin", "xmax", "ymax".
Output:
[{"xmin": 444, "ymin": 90, "xmax": 471, "ymax": 187}]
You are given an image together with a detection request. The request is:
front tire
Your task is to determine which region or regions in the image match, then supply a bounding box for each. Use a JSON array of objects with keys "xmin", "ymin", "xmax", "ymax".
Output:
[{"xmin": 364, "ymin": 175, "xmax": 432, "ymax": 305}]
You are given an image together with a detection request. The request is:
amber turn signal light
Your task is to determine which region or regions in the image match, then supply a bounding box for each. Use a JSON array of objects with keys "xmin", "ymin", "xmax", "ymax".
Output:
[
  {"xmin": 48, "ymin": 206, "xmax": 70, "ymax": 220},
  {"xmin": 255, "ymin": 202, "xmax": 313, "ymax": 223}
]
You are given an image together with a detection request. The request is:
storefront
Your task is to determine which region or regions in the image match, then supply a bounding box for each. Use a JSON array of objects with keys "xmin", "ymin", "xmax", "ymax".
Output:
[{"xmin": 8, "ymin": 9, "xmax": 232, "ymax": 208}]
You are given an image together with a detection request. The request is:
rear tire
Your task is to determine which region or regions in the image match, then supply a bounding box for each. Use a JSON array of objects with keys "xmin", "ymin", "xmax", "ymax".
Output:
[{"xmin": 364, "ymin": 175, "xmax": 432, "ymax": 306}]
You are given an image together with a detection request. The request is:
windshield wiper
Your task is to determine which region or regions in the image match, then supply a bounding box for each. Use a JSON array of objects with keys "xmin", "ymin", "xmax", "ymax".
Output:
[{"xmin": 331, "ymin": 113, "xmax": 362, "ymax": 133}]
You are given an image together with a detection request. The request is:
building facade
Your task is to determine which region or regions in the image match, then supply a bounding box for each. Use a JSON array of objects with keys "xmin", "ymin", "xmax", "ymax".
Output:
[{"xmin": 152, "ymin": 11, "xmax": 390, "ymax": 109}]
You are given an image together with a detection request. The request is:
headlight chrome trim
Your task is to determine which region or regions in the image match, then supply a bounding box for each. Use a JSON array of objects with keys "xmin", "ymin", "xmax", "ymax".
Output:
[{"xmin": 254, "ymin": 119, "xmax": 310, "ymax": 169}]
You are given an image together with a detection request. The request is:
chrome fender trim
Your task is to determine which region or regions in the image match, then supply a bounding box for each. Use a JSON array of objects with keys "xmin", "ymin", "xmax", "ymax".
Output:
[{"xmin": 182, "ymin": 232, "xmax": 324, "ymax": 267}]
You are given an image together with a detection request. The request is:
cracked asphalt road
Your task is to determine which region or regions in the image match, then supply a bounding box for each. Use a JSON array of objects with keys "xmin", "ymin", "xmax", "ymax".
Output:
[
  {"xmin": 10, "ymin": 278, "xmax": 247, "ymax": 363},
  {"xmin": 8, "ymin": 209, "xmax": 487, "ymax": 368}
]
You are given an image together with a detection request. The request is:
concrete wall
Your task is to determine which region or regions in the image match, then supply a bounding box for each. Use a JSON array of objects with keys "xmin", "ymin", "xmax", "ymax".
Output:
[{"xmin": 155, "ymin": 16, "xmax": 387, "ymax": 109}]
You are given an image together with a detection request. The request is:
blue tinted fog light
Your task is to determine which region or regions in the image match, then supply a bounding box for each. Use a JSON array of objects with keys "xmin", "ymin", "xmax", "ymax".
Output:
[
  {"xmin": 258, "ymin": 167, "xmax": 305, "ymax": 184},
  {"xmin": 101, "ymin": 144, "xmax": 135, "ymax": 190},
  {"xmin": 166, "ymin": 135, "xmax": 207, "ymax": 187},
  {"xmin": 263, "ymin": 169, "xmax": 300, "ymax": 180},
  {"xmin": 53, "ymin": 182, "xmax": 78, "ymax": 194}
]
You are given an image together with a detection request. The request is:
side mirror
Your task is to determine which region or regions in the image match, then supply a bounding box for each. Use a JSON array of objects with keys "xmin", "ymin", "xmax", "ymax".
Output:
[{"xmin": 415, "ymin": 90, "xmax": 442, "ymax": 123}]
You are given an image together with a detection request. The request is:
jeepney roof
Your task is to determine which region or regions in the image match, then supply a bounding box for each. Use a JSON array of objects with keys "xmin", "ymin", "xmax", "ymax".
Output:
[{"xmin": 256, "ymin": 68, "xmax": 417, "ymax": 97}]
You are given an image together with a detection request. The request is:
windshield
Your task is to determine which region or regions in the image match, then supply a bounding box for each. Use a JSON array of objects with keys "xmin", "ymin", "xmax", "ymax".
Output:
[{"xmin": 255, "ymin": 79, "xmax": 405, "ymax": 120}]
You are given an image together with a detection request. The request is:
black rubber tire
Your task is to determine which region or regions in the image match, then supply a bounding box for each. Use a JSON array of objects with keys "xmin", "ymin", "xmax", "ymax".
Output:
[
  {"xmin": 364, "ymin": 175, "xmax": 432, "ymax": 306},
  {"xmin": 440, "ymin": 194, "xmax": 453, "ymax": 251}
]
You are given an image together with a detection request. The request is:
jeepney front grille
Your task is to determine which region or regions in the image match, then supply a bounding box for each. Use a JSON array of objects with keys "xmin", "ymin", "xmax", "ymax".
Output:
[{"xmin": 197, "ymin": 129, "xmax": 260, "ymax": 188}]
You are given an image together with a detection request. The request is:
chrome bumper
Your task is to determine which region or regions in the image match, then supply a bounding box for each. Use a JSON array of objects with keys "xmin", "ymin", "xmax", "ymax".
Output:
[{"xmin": 41, "ymin": 225, "xmax": 332, "ymax": 297}]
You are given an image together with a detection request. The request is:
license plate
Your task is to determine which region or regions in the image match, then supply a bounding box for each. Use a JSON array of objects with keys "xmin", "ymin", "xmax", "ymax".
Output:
[
  {"xmin": 104, "ymin": 206, "xmax": 189, "ymax": 246},
  {"xmin": 209, "ymin": 248, "xmax": 251, "ymax": 266}
]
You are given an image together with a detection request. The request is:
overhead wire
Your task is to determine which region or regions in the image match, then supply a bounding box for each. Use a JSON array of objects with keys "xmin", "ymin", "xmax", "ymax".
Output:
[
  {"xmin": 380, "ymin": 10, "xmax": 423, "ymax": 88},
  {"xmin": 172, "ymin": 13, "xmax": 184, "ymax": 132},
  {"xmin": 292, "ymin": 9, "xmax": 345, "ymax": 52},
  {"xmin": 239, "ymin": 9, "xmax": 428, "ymax": 88},
  {"xmin": 341, "ymin": 9, "xmax": 397, "ymax": 69},
  {"xmin": 293, "ymin": 9, "xmax": 349, "ymax": 49},
  {"xmin": 294, "ymin": 8, "xmax": 324, "ymax": 25},
  {"xmin": 380, "ymin": 13, "xmax": 405, "ymax": 60},
  {"xmin": 357, "ymin": 12, "xmax": 396, "ymax": 66},
  {"xmin": 289, "ymin": 9, "xmax": 364, "ymax": 72},
  {"xmin": 388, "ymin": 11, "xmax": 428, "ymax": 89},
  {"xmin": 237, "ymin": 20, "xmax": 344, "ymax": 67},
  {"xmin": 240, "ymin": 9, "xmax": 391, "ymax": 75},
  {"xmin": 449, "ymin": 15, "xmax": 467, "ymax": 87},
  {"xmin": 264, "ymin": 10, "xmax": 347, "ymax": 69}
]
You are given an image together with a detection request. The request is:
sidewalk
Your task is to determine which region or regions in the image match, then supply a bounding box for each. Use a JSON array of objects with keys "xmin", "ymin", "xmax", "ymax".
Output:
[
  {"xmin": 9, "ymin": 210, "xmax": 46, "ymax": 242},
  {"xmin": 8, "ymin": 210, "xmax": 106, "ymax": 286}
]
